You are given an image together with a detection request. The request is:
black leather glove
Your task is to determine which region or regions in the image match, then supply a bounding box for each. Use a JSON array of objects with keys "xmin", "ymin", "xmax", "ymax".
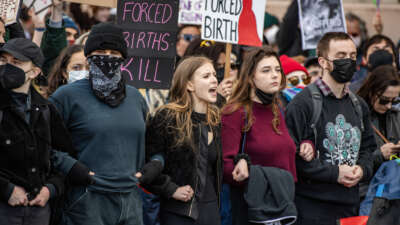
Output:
[
  {"xmin": 138, "ymin": 160, "xmax": 163, "ymax": 185},
  {"xmin": 67, "ymin": 161, "xmax": 95, "ymax": 186}
]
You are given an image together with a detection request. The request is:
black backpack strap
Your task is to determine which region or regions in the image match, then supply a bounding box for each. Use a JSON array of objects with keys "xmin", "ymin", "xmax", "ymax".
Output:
[
  {"xmin": 0, "ymin": 110, "xmax": 3, "ymax": 124},
  {"xmin": 349, "ymin": 91, "xmax": 365, "ymax": 132},
  {"xmin": 308, "ymin": 83, "xmax": 323, "ymax": 159}
]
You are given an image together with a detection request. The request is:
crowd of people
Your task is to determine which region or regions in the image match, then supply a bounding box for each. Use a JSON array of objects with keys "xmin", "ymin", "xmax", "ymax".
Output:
[{"xmin": 0, "ymin": 1, "xmax": 400, "ymax": 225}]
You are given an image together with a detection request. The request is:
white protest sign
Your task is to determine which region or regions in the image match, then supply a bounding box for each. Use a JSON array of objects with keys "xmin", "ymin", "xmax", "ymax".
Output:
[
  {"xmin": 0, "ymin": 0, "xmax": 21, "ymax": 25},
  {"xmin": 298, "ymin": 0, "xmax": 346, "ymax": 50},
  {"xmin": 179, "ymin": 0, "xmax": 203, "ymax": 25},
  {"xmin": 201, "ymin": 0, "xmax": 266, "ymax": 47}
]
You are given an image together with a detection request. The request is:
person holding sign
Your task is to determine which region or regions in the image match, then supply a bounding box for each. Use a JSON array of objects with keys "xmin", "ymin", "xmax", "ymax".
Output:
[
  {"xmin": 222, "ymin": 46, "xmax": 306, "ymax": 225},
  {"xmin": 50, "ymin": 23, "xmax": 148, "ymax": 225},
  {"xmin": 144, "ymin": 56, "xmax": 222, "ymax": 225}
]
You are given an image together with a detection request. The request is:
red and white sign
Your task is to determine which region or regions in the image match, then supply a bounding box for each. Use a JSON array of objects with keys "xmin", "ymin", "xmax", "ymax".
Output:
[{"xmin": 201, "ymin": 0, "xmax": 266, "ymax": 47}]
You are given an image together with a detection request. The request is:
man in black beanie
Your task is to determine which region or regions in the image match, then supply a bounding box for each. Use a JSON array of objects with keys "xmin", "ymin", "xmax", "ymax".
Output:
[
  {"xmin": 0, "ymin": 38, "xmax": 93, "ymax": 225},
  {"xmin": 49, "ymin": 23, "xmax": 148, "ymax": 225}
]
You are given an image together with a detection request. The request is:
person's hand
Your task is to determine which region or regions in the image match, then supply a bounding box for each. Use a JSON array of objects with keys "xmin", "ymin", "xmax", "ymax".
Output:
[
  {"xmin": 51, "ymin": 0, "xmax": 64, "ymax": 22},
  {"xmin": 29, "ymin": 187, "xmax": 50, "ymax": 207},
  {"xmin": 380, "ymin": 143, "xmax": 400, "ymax": 160},
  {"xmin": 135, "ymin": 160, "xmax": 163, "ymax": 185},
  {"xmin": 8, "ymin": 186, "xmax": 28, "ymax": 207},
  {"xmin": 232, "ymin": 159, "xmax": 249, "ymax": 182},
  {"xmin": 31, "ymin": 7, "xmax": 45, "ymax": 29},
  {"xmin": 372, "ymin": 11, "xmax": 383, "ymax": 34},
  {"xmin": 172, "ymin": 185, "xmax": 194, "ymax": 202},
  {"xmin": 337, "ymin": 164, "xmax": 355, "ymax": 186},
  {"xmin": 217, "ymin": 77, "xmax": 234, "ymax": 98},
  {"xmin": 338, "ymin": 165, "xmax": 363, "ymax": 188},
  {"xmin": 343, "ymin": 166, "xmax": 363, "ymax": 188},
  {"xmin": 299, "ymin": 143, "xmax": 314, "ymax": 162}
]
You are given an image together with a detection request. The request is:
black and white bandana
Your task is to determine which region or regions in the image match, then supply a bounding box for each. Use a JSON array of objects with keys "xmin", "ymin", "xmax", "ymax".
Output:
[{"xmin": 87, "ymin": 55, "xmax": 126, "ymax": 107}]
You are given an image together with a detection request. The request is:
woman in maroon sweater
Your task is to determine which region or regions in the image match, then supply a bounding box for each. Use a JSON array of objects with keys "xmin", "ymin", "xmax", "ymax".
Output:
[{"xmin": 221, "ymin": 46, "xmax": 314, "ymax": 225}]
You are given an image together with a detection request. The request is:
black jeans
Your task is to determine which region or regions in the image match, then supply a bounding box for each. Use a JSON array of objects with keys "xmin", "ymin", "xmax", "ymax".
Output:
[
  {"xmin": 295, "ymin": 195, "xmax": 359, "ymax": 225},
  {"xmin": 0, "ymin": 202, "xmax": 50, "ymax": 225}
]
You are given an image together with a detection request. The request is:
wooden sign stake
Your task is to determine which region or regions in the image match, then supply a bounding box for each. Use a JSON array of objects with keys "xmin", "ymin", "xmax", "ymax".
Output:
[{"xmin": 224, "ymin": 43, "xmax": 232, "ymax": 79}]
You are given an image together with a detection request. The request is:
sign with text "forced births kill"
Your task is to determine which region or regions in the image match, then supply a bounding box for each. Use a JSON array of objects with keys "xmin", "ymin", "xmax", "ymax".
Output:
[
  {"xmin": 117, "ymin": 0, "xmax": 179, "ymax": 89},
  {"xmin": 201, "ymin": 0, "xmax": 266, "ymax": 47}
]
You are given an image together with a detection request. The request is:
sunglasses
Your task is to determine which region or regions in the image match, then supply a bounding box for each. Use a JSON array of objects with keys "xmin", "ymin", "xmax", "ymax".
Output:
[
  {"xmin": 180, "ymin": 34, "xmax": 200, "ymax": 42},
  {"xmin": 378, "ymin": 96, "xmax": 400, "ymax": 105},
  {"xmin": 288, "ymin": 75, "xmax": 311, "ymax": 86}
]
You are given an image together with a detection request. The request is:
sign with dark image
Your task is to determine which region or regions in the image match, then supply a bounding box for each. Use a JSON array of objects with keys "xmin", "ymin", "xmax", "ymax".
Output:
[
  {"xmin": 117, "ymin": 0, "xmax": 179, "ymax": 89},
  {"xmin": 298, "ymin": 0, "xmax": 346, "ymax": 50}
]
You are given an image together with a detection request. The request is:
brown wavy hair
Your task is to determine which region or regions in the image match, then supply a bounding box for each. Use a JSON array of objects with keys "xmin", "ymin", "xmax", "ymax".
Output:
[
  {"xmin": 157, "ymin": 56, "xmax": 220, "ymax": 146},
  {"xmin": 47, "ymin": 45, "xmax": 84, "ymax": 97},
  {"xmin": 223, "ymin": 46, "xmax": 285, "ymax": 134}
]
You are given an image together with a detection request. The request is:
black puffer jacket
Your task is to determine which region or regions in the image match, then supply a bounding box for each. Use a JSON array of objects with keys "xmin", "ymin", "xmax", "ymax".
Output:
[
  {"xmin": 0, "ymin": 86, "xmax": 76, "ymax": 202},
  {"xmin": 145, "ymin": 108, "xmax": 223, "ymax": 220}
]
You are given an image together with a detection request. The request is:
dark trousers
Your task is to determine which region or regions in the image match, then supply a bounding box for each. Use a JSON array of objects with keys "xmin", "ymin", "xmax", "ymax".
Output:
[
  {"xmin": 61, "ymin": 186, "xmax": 143, "ymax": 225},
  {"xmin": 0, "ymin": 202, "xmax": 50, "ymax": 225},
  {"xmin": 295, "ymin": 195, "xmax": 359, "ymax": 225}
]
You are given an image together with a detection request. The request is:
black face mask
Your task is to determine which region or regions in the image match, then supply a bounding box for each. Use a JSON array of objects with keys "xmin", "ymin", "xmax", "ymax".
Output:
[
  {"xmin": 216, "ymin": 68, "xmax": 224, "ymax": 83},
  {"xmin": 255, "ymin": 88, "xmax": 275, "ymax": 105},
  {"xmin": 329, "ymin": 58, "xmax": 357, "ymax": 83},
  {"xmin": 0, "ymin": 63, "xmax": 26, "ymax": 90}
]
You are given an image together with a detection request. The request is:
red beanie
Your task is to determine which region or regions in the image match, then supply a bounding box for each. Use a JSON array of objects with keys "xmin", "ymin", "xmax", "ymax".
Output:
[{"xmin": 279, "ymin": 55, "xmax": 309, "ymax": 76}]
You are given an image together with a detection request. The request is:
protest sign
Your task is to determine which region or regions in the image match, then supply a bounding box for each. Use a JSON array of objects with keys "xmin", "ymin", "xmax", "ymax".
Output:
[
  {"xmin": 64, "ymin": 0, "xmax": 117, "ymax": 8},
  {"xmin": 117, "ymin": 0, "xmax": 179, "ymax": 89},
  {"xmin": 201, "ymin": 0, "xmax": 266, "ymax": 47},
  {"xmin": 298, "ymin": 0, "xmax": 346, "ymax": 50},
  {"xmin": 0, "ymin": 0, "xmax": 21, "ymax": 25},
  {"xmin": 179, "ymin": 0, "xmax": 203, "ymax": 25},
  {"xmin": 24, "ymin": 0, "xmax": 52, "ymax": 15}
]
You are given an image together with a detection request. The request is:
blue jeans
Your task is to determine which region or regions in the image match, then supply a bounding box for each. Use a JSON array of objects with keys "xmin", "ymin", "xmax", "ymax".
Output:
[{"xmin": 62, "ymin": 186, "xmax": 143, "ymax": 225}]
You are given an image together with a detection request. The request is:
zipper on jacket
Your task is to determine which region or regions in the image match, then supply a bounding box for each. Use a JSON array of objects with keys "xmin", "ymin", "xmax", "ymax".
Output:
[
  {"xmin": 188, "ymin": 176, "xmax": 198, "ymax": 217},
  {"xmin": 189, "ymin": 125, "xmax": 202, "ymax": 217}
]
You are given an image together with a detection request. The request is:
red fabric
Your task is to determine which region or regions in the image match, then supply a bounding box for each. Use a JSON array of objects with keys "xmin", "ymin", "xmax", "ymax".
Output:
[
  {"xmin": 221, "ymin": 103, "xmax": 297, "ymax": 185},
  {"xmin": 338, "ymin": 216, "xmax": 369, "ymax": 225},
  {"xmin": 238, "ymin": 0, "xmax": 262, "ymax": 47},
  {"xmin": 279, "ymin": 55, "xmax": 309, "ymax": 76}
]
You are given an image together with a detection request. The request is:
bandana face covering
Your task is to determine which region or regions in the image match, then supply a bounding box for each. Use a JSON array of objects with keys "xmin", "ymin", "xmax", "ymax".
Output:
[{"xmin": 87, "ymin": 55, "xmax": 126, "ymax": 107}]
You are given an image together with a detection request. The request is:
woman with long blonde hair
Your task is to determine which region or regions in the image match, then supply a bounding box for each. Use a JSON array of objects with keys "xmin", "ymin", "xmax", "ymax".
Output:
[
  {"xmin": 221, "ymin": 46, "xmax": 313, "ymax": 225},
  {"xmin": 143, "ymin": 56, "xmax": 223, "ymax": 225}
]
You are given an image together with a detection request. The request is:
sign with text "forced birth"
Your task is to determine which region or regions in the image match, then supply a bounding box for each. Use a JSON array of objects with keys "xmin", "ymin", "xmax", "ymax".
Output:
[
  {"xmin": 117, "ymin": 0, "xmax": 179, "ymax": 89},
  {"xmin": 201, "ymin": 0, "xmax": 266, "ymax": 47}
]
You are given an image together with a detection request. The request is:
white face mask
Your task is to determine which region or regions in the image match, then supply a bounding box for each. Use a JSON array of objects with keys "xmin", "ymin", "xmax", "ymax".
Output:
[
  {"xmin": 68, "ymin": 70, "xmax": 89, "ymax": 84},
  {"xmin": 264, "ymin": 25, "xmax": 279, "ymax": 45},
  {"xmin": 350, "ymin": 35, "xmax": 362, "ymax": 48}
]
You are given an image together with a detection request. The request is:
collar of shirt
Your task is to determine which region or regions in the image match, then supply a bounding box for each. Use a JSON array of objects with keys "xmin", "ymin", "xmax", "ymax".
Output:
[{"xmin": 314, "ymin": 78, "xmax": 349, "ymax": 98}]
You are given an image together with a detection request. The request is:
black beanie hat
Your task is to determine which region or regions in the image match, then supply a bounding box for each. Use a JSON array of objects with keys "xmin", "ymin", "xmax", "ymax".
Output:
[
  {"xmin": 368, "ymin": 49, "xmax": 394, "ymax": 72},
  {"xmin": 84, "ymin": 23, "xmax": 128, "ymax": 59}
]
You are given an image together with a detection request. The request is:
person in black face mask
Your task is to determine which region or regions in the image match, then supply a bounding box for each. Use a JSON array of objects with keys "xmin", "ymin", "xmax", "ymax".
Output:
[
  {"xmin": 49, "ymin": 23, "xmax": 148, "ymax": 225},
  {"xmin": 285, "ymin": 32, "xmax": 377, "ymax": 225},
  {"xmin": 0, "ymin": 38, "xmax": 93, "ymax": 225},
  {"xmin": 221, "ymin": 46, "xmax": 312, "ymax": 225}
]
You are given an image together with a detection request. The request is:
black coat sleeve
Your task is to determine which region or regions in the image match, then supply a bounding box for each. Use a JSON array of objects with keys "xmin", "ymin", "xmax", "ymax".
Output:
[
  {"xmin": 144, "ymin": 109, "xmax": 179, "ymax": 198},
  {"xmin": 285, "ymin": 92, "xmax": 339, "ymax": 184}
]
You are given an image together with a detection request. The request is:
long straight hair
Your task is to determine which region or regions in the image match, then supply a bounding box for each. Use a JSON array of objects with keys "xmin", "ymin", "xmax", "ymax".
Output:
[
  {"xmin": 223, "ymin": 46, "xmax": 285, "ymax": 134},
  {"xmin": 157, "ymin": 56, "xmax": 220, "ymax": 146}
]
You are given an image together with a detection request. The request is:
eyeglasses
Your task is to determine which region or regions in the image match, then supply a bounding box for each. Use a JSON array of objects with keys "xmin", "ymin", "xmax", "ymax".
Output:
[
  {"xmin": 180, "ymin": 34, "xmax": 200, "ymax": 42},
  {"xmin": 288, "ymin": 75, "xmax": 311, "ymax": 86},
  {"xmin": 378, "ymin": 96, "xmax": 400, "ymax": 105}
]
